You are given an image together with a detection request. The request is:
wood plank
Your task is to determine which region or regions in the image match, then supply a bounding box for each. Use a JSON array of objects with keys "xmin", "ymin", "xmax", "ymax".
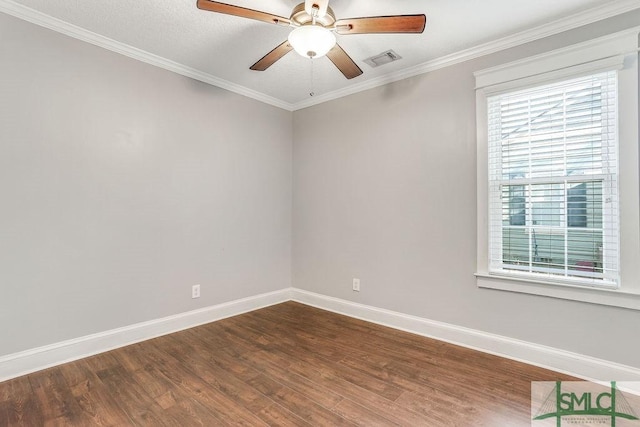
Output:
[
  {"xmin": 275, "ymin": 356, "xmax": 434, "ymax": 427},
  {"xmin": 222, "ymin": 315, "xmax": 406, "ymax": 401},
  {"xmin": 331, "ymin": 398, "xmax": 404, "ymax": 426},
  {"xmin": 0, "ymin": 375, "xmax": 42, "ymax": 427},
  {"xmin": 28, "ymin": 368, "xmax": 90, "ymax": 426},
  {"xmin": 255, "ymin": 403, "xmax": 314, "ymax": 427},
  {"xmin": 57, "ymin": 359, "xmax": 133, "ymax": 426},
  {"xmin": 116, "ymin": 340, "xmax": 269, "ymax": 427},
  {"xmin": 85, "ymin": 355, "xmax": 181, "ymax": 426},
  {"xmin": 247, "ymin": 374, "xmax": 356, "ymax": 426},
  {"xmin": 238, "ymin": 350, "xmax": 344, "ymax": 410},
  {"xmin": 157, "ymin": 334, "xmax": 274, "ymax": 414}
]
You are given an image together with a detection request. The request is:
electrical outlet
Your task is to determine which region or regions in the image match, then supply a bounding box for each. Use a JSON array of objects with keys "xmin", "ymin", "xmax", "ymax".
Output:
[
  {"xmin": 192, "ymin": 284, "xmax": 201, "ymax": 299},
  {"xmin": 352, "ymin": 278, "xmax": 360, "ymax": 292}
]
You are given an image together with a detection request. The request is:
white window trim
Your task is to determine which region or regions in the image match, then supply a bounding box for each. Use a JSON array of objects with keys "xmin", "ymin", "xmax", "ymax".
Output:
[{"xmin": 475, "ymin": 27, "xmax": 640, "ymax": 310}]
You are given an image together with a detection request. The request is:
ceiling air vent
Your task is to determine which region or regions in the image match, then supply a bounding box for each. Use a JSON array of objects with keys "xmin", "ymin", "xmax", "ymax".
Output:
[{"xmin": 363, "ymin": 50, "xmax": 402, "ymax": 68}]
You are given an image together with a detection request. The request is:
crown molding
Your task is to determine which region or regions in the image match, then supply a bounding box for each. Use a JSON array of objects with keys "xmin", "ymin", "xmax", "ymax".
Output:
[
  {"xmin": 0, "ymin": 0, "xmax": 294, "ymax": 111},
  {"xmin": 291, "ymin": 0, "xmax": 640, "ymax": 110},
  {"xmin": 474, "ymin": 26, "xmax": 639, "ymax": 90},
  {"xmin": 1, "ymin": 0, "xmax": 639, "ymax": 112}
]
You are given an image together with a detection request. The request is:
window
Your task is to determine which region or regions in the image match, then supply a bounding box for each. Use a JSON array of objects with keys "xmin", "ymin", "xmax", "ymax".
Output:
[
  {"xmin": 474, "ymin": 29, "xmax": 640, "ymax": 309},
  {"xmin": 488, "ymin": 72, "xmax": 618, "ymax": 287}
]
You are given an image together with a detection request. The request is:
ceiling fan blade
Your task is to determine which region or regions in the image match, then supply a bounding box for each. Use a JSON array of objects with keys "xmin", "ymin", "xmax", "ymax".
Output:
[
  {"xmin": 197, "ymin": 0, "xmax": 291, "ymax": 26},
  {"xmin": 250, "ymin": 40, "xmax": 293, "ymax": 71},
  {"xmin": 335, "ymin": 14, "xmax": 426, "ymax": 35},
  {"xmin": 326, "ymin": 44, "xmax": 363, "ymax": 80}
]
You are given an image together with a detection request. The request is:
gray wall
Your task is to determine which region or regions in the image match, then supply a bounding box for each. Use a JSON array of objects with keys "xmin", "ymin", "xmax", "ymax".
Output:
[
  {"xmin": 293, "ymin": 11, "xmax": 640, "ymax": 368},
  {"xmin": 0, "ymin": 13, "xmax": 292, "ymax": 356}
]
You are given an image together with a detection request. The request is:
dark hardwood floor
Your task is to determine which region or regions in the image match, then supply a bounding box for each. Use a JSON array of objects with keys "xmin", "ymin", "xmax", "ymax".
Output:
[{"xmin": 0, "ymin": 301, "xmax": 575, "ymax": 426}]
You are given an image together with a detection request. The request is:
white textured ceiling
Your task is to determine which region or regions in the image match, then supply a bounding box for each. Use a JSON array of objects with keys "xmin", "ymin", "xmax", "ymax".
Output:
[{"xmin": 5, "ymin": 0, "xmax": 639, "ymax": 109}]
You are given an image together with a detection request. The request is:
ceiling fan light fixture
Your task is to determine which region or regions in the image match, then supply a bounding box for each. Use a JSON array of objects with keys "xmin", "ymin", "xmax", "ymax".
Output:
[{"xmin": 288, "ymin": 24, "xmax": 336, "ymax": 59}]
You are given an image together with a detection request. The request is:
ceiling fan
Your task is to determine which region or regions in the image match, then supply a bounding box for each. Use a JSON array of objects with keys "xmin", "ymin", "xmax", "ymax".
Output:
[{"xmin": 196, "ymin": 0, "xmax": 426, "ymax": 79}]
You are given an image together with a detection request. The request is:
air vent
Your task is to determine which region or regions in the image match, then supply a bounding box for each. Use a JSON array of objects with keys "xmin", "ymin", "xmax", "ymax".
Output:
[{"xmin": 363, "ymin": 50, "xmax": 402, "ymax": 68}]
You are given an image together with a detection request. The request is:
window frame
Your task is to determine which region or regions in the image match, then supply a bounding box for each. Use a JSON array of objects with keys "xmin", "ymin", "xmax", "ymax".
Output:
[{"xmin": 475, "ymin": 28, "xmax": 640, "ymax": 310}]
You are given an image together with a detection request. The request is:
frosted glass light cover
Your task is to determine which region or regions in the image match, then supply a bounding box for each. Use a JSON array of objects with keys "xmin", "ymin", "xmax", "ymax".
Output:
[{"xmin": 288, "ymin": 25, "xmax": 336, "ymax": 59}]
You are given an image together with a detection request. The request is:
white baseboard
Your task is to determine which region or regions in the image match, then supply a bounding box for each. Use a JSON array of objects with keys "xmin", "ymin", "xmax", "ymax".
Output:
[
  {"xmin": 3, "ymin": 287, "xmax": 639, "ymax": 383},
  {"xmin": 0, "ymin": 288, "xmax": 291, "ymax": 382},
  {"xmin": 290, "ymin": 288, "xmax": 640, "ymax": 382}
]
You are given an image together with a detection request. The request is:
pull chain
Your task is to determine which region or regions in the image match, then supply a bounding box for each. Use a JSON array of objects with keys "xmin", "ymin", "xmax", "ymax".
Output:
[{"xmin": 309, "ymin": 58, "xmax": 315, "ymax": 97}]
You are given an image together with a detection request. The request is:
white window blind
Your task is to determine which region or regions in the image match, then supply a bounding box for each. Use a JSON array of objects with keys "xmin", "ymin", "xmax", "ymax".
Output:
[{"xmin": 487, "ymin": 71, "xmax": 619, "ymax": 287}]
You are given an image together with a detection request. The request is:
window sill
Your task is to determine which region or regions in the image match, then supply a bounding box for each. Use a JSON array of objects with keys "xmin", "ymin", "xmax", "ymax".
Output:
[{"xmin": 475, "ymin": 273, "xmax": 640, "ymax": 311}]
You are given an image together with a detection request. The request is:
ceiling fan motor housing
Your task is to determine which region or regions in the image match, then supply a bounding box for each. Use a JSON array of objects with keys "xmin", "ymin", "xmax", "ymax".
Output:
[{"xmin": 290, "ymin": 2, "xmax": 336, "ymax": 27}]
